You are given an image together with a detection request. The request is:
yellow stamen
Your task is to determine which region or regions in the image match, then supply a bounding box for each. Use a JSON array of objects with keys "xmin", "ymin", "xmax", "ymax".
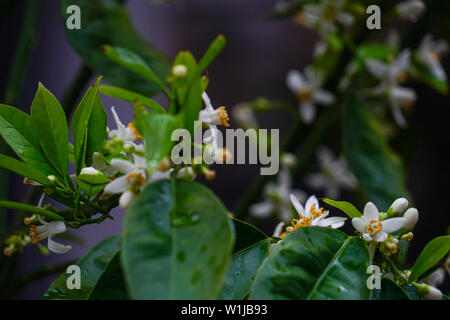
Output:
[
  {"xmin": 217, "ymin": 107, "xmax": 230, "ymax": 127},
  {"xmin": 296, "ymin": 88, "xmax": 312, "ymax": 102},
  {"xmin": 396, "ymin": 71, "xmax": 407, "ymax": 85},
  {"xmin": 126, "ymin": 173, "xmax": 145, "ymax": 191},
  {"xmin": 127, "ymin": 123, "xmax": 143, "ymax": 142},
  {"xmin": 29, "ymin": 225, "xmax": 40, "ymax": 244},
  {"xmin": 366, "ymin": 219, "xmax": 382, "ymax": 234},
  {"xmin": 310, "ymin": 203, "xmax": 327, "ymax": 217}
]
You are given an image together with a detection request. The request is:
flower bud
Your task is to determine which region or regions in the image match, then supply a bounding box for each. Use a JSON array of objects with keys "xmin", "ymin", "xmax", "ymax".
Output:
[
  {"xmin": 390, "ymin": 198, "xmax": 409, "ymax": 214},
  {"xmin": 281, "ymin": 153, "xmax": 297, "ymax": 169},
  {"xmin": 119, "ymin": 190, "xmax": 135, "ymax": 209},
  {"xmin": 403, "ymin": 208, "xmax": 419, "ymax": 230},
  {"xmin": 24, "ymin": 215, "xmax": 37, "ymax": 225},
  {"xmin": 172, "ymin": 64, "xmax": 188, "ymax": 79},
  {"xmin": 47, "ymin": 175, "xmax": 56, "ymax": 183},
  {"xmin": 421, "ymin": 284, "xmax": 443, "ymax": 300},
  {"xmin": 80, "ymin": 167, "xmax": 100, "ymax": 175},
  {"xmin": 177, "ymin": 167, "xmax": 196, "ymax": 180}
]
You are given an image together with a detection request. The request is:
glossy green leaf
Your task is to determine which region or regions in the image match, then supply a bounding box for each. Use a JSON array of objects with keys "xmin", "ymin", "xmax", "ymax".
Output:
[
  {"xmin": 31, "ymin": 83, "xmax": 69, "ymax": 180},
  {"xmin": 0, "ymin": 104, "xmax": 55, "ymax": 177},
  {"xmin": 43, "ymin": 235, "xmax": 120, "ymax": 300},
  {"xmin": 77, "ymin": 171, "xmax": 111, "ymax": 197},
  {"xmin": 103, "ymin": 46, "xmax": 169, "ymax": 97},
  {"xmin": 85, "ymin": 96, "xmax": 107, "ymax": 167},
  {"xmin": 409, "ymin": 235, "xmax": 450, "ymax": 282},
  {"xmin": 0, "ymin": 200, "xmax": 64, "ymax": 222},
  {"xmin": 232, "ymin": 218, "xmax": 269, "ymax": 253},
  {"xmin": 121, "ymin": 179, "xmax": 234, "ymax": 299},
  {"xmin": 322, "ymin": 198, "xmax": 362, "ymax": 218},
  {"xmin": 72, "ymin": 77, "xmax": 105, "ymax": 175},
  {"xmin": 371, "ymin": 278, "xmax": 410, "ymax": 300},
  {"xmin": 196, "ymin": 35, "xmax": 226, "ymax": 76},
  {"xmin": 249, "ymin": 227, "xmax": 371, "ymax": 300},
  {"xmin": 219, "ymin": 239, "xmax": 269, "ymax": 300},
  {"xmin": 99, "ymin": 85, "xmax": 165, "ymax": 113},
  {"xmin": 343, "ymin": 98, "xmax": 410, "ymax": 210},
  {"xmin": 89, "ymin": 252, "xmax": 129, "ymax": 300},
  {"xmin": 61, "ymin": 0, "xmax": 170, "ymax": 97},
  {"xmin": 0, "ymin": 154, "xmax": 52, "ymax": 186}
]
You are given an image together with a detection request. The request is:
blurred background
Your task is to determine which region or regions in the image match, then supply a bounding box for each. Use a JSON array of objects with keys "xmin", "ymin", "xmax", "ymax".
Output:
[{"xmin": 0, "ymin": 0, "xmax": 449, "ymax": 298}]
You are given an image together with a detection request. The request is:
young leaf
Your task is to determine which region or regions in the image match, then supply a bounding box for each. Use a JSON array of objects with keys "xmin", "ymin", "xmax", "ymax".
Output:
[
  {"xmin": 121, "ymin": 180, "xmax": 234, "ymax": 299},
  {"xmin": 0, "ymin": 200, "xmax": 64, "ymax": 222},
  {"xmin": 0, "ymin": 104, "xmax": 55, "ymax": 176},
  {"xmin": 89, "ymin": 252, "xmax": 129, "ymax": 300},
  {"xmin": 30, "ymin": 83, "xmax": 69, "ymax": 181},
  {"xmin": 322, "ymin": 198, "xmax": 362, "ymax": 218},
  {"xmin": 249, "ymin": 227, "xmax": 371, "ymax": 300},
  {"xmin": 77, "ymin": 171, "xmax": 111, "ymax": 197},
  {"xmin": 196, "ymin": 34, "xmax": 226, "ymax": 76},
  {"xmin": 99, "ymin": 85, "xmax": 165, "ymax": 113},
  {"xmin": 61, "ymin": 0, "xmax": 170, "ymax": 97},
  {"xmin": 71, "ymin": 77, "xmax": 105, "ymax": 175},
  {"xmin": 343, "ymin": 98, "xmax": 410, "ymax": 210},
  {"xmin": 102, "ymin": 46, "xmax": 169, "ymax": 97},
  {"xmin": 409, "ymin": 235, "xmax": 450, "ymax": 282},
  {"xmin": 219, "ymin": 239, "xmax": 270, "ymax": 300},
  {"xmin": 0, "ymin": 154, "xmax": 52, "ymax": 186},
  {"xmin": 43, "ymin": 235, "xmax": 120, "ymax": 300}
]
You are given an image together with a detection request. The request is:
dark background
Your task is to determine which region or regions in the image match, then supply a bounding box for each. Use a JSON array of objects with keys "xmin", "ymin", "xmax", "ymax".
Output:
[{"xmin": 0, "ymin": 0, "xmax": 449, "ymax": 298}]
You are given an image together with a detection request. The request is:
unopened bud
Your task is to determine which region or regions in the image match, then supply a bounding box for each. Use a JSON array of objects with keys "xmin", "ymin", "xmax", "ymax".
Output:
[
  {"xmin": 403, "ymin": 208, "xmax": 419, "ymax": 230},
  {"xmin": 415, "ymin": 283, "xmax": 443, "ymax": 300},
  {"xmin": 400, "ymin": 232, "xmax": 414, "ymax": 242},
  {"xmin": 390, "ymin": 198, "xmax": 409, "ymax": 214},
  {"xmin": 47, "ymin": 175, "xmax": 56, "ymax": 183},
  {"xmin": 119, "ymin": 190, "xmax": 135, "ymax": 209},
  {"xmin": 172, "ymin": 64, "xmax": 188, "ymax": 79},
  {"xmin": 24, "ymin": 215, "xmax": 37, "ymax": 225},
  {"xmin": 203, "ymin": 169, "xmax": 216, "ymax": 181},
  {"xmin": 80, "ymin": 167, "xmax": 100, "ymax": 175},
  {"xmin": 281, "ymin": 153, "xmax": 297, "ymax": 169}
]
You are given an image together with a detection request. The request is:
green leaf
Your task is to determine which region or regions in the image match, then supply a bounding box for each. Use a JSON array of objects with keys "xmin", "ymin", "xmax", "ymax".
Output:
[
  {"xmin": 219, "ymin": 239, "xmax": 269, "ymax": 300},
  {"xmin": 77, "ymin": 171, "xmax": 111, "ymax": 197},
  {"xmin": 409, "ymin": 235, "xmax": 450, "ymax": 282},
  {"xmin": 0, "ymin": 200, "xmax": 64, "ymax": 222},
  {"xmin": 0, "ymin": 104, "xmax": 56, "ymax": 177},
  {"xmin": 134, "ymin": 106, "xmax": 182, "ymax": 165},
  {"xmin": 71, "ymin": 77, "xmax": 105, "ymax": 175},
  {"xmin": 0, "ymin": 154, "xmax": 52, "ymax": 186},
  {"xmin": 61, "ymin": 0, "xmax": 170, "ymax": 97},
  {"xmin": 31, "ymin": 83, "xmax": 69, "ymax": 181},
  {"xmin": 249, "ymin": 227, "xmax": 371, "ymax": 300},
  {"xmin": 371, "ymin": 278, "xmax": 411, "ymax": 300},
  {"xmin": 89, "ymin": 252, "xmax": 129, "ymax": 300},
  {"xmin": 99, "ymin": 85, "xmax": 165, "ymax": 113},
  {"xmin": 232, "ymin": 218, "xmax": 269, "ymax": 253},
  {"xmin": 196, "ymin": 35, "xmax": 226, "ymax": 76},
  {"xmin": 322, "ymin": 198, "xmax": 362, "ymax": 218},
  {"xmin": 43, "ymin": 235, "xmax": 120, "ymax": 300},
  {"xmin": 343, "ymin": 98, "xmax": 410, "ymax": 210},
  {"xmin": 121, "ymin": 179, "xmax": 234, "ymax": 299},
  {"xmin": 102, "ymin": 46, "xmax": 169, "ymax": 97}
]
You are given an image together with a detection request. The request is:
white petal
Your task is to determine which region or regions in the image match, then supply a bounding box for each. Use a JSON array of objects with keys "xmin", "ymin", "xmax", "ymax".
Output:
[
  {"xmin": 373, "ymin": 232, "xmax": 388, "ymax": 242},
  {"xmin": 47, "ymin": 221, "xmax": 67, "ymax": 236},
  {"xmin": 286, "ymin": 70, "xmax": 306, "ymax": 92},
  {"xmin": 47, "ymin": 237, "xmax": 72, "ymax": 254},
  {"xmin": 272, "ymin": 222, "xmax": 285, "ymax": 238},
  {"xmin": 362, "ymin": 233, "xmax": 373, "ymax": 241},
  {"xmin": 119, "ymin": 190, "xmax": 135, "ymax": 209},
  {"xmin": 305, "ymin": 195, "xmax": 319, "ymax": 217},
  {"xmin": 391, "ymin": 103, "xmax": 408, "ymax": 128},
  {"xmin": 363, "ymin": 202, "xmax": 379, "ymax": 222},
  {"xmin": 313, "ymin": 89, "xmax": 335, "ymax": 106},
  {"xmin": 249, "ymin": 201, "xmax": 274, "ymax": 218},
  {"xmin": 300, "ymin": 102, "xmax": 316, "ymax": 123},
  {"xmin": 103, "ymin": 175, "xmax": 129, "ymax": 194},
  {"xmin": 352, "ymin": 217, "xmax": 366, "ymax": 233},
  {"xmin": 337, "ymin": 12, "xmax": 354, "ymax": 26},
  {"xmin": 110, "ymin": 159, "xmax": 135, "ymax": 174},
  {"xmin": 289, "ymin": 194, "xmax": 305, "ymax": 217},
  {"xmin": 365, "ymin": 59, "xmax": 388, "ymax": 78},
  {"xmin": 382, "ymin": 217, "xmax": 406, "ymax": 233},
  {"xmin": 320, "ymin": 217, "xmax": 347, "ymax": 228}
]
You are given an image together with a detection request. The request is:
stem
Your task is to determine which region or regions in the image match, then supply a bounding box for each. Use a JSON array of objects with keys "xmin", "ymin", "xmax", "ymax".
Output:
[{"xmin": 0, "ymin": 201, "xmax": 65, "ymax": 222}]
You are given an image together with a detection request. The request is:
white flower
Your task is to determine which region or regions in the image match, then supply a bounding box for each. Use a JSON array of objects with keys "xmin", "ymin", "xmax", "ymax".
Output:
[
  {"xmin": 286, "ymin": 67, "xmax": 335, "ymax": 123},
  {"xmin": 396, "ymin": 0, "xmax": 425, "ymax": 22},
  {"xmin": 289, "ymin": 194, "xmax": 347, "ymax": 229},
  {"xmin": 80, "ymin": 167, "xmax": 100, "ymax": 175},
  {"xmin": 108, "ymin": 107, "xmax": 140, "ymax": 143},
  {"xmin": 423, "ymin": 285, "xmax": 443, "ymax": 300},
  {"xmin": 403, "ymin": 207, "xmax": 419, "ymax": 230},
  {"xmin": 365, "ymin": 50, "xmax": 416, "ymax": 127},
  {"xmin": 29, "ymin": 215, "xmax": 72, "ymax": 254},
  {"xmin": 305, "ymin": 146, "xmax": 357, "ymax": 199},
  {"xmin": 352, "ymin": 202, "xmax": 406, "ymax": 242},
  {"xmin": 417, "ymin": 34, "xmax": 448, "ymax": 81},
  {"xmin": 297, "ymin": 0, "xmax": 354, "ymax": 37},
  {"xmin": 250, "ymin": 167, "xmax": 306, "ymax": 221},
  {"xmin": 199, "ymin": 92, "xmax": 230, "ymax": 157}
]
